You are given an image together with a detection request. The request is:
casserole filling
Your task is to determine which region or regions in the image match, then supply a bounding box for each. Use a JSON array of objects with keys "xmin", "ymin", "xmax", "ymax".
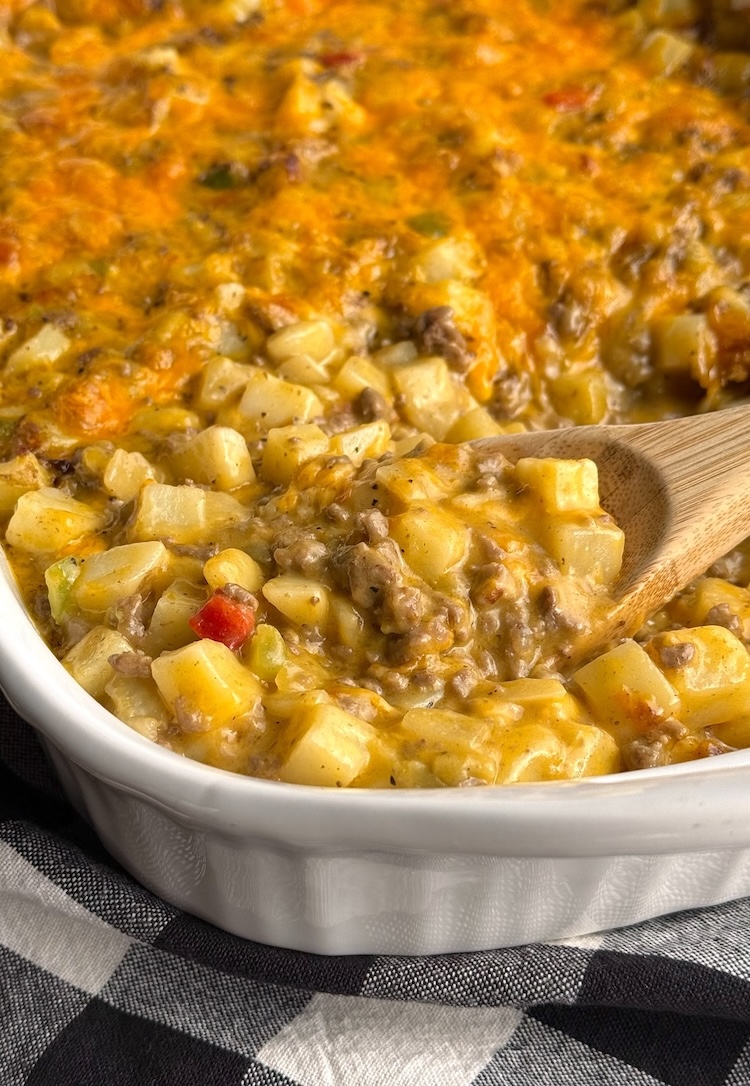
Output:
[{"xmin": 2, "ymin": 0, "xmax": 750, "ymax": 785}]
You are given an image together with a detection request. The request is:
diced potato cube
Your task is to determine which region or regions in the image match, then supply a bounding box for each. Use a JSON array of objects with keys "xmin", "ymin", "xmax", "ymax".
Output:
[
  {"xmin": 102, "ymin": 449, "xmax": 161, "ymax": 503},
  {"xmin": 536, "ymin": 577, "xmax": 594, "ymax": 631},
  {"xmin": 128, "ymin": 484, "xmax": 248, "ymax": 544},
  {"xmin": 386, "ymin": 759, "xmax": 443, "ymax": 788},
  {"xmin": 553, "ymin": 718, "xmax": 621, "ymax": 779},
  {"xmin": 104, "ymin": 674, "xmax": 170, "ymax": 734},
  {"xmin": 141, "ymin": 578, "xmax": 206, "ymax": 656},
  {"xmin": 202, "ymin": 0, "xmax": 261, "ymax": 26},
  {"xmin": 260, "ymin": 423, "xmax": 329, "ymax": 485},
  {"xmin": 541, "ymin": 516, "xmax": 624, "ymax": 582},
  {"xmin": 121, "ymin": 715, "xmax": 161, "ymax": 742},
  {"xmin": 266, "ymin": 319, "xmax": 335, "ymax": 363},
  {"xmin": 644, "ymin": 626, "xmax": 750, "ymax": 728},
  {"xmin": 458, "ymin": 694, "xmax": 523, "ymax": 727},
  {"xmin": 0, "ymin": 454, "xmax": 51, "ymax": 516},
  {"xmin": 432, "ymin": 749, "xmax": 499, "ymax": 786},
  {"xmin": 333, "ymin": 356, "xmax": 391, "ymax": 399},
  {"xmin": 78, "ymin": 443, "xmax": 113, "ymax": 480},
  {"xmin": 276, "ymin": 63, "xmax": 330, "ymax": 135},
  {"xmin": 234, "ymin": 368, "xmax": 323, "ymax": 434},
  {"xmin": 372, "ymin": 341, "xmax": 419, "ymax": 368},
  {"xmin": 151, "ymin": 639, "xmax": 263, "ymax": 728},
  {"xmin": 711, "ymin": 715, "xmax": 750, "ymax": 750},
  {"xmin": 317, "ymin": 77, "xmax": 367, "ymax": 128},
  {"xmin": 177, "ymin": 723, "xmax": 257, "ymax": 769},
  {"xmin": 652, "ymin": 313, "xmax": 717, "ymax": 379},
  {"xmin": 445, "ymin": 407, "xmax": 503, "ymax": 442},
  {"xmin": 549, "ymin": 369, "xmax": 608, "ymax": 425},
  {"xmin": 6, "ymin": 488, "xmax": 106, "ymax": 555},
  {"xmin": 328, "ymin": 595, "xmax": 366, "ymax": 650},
  {"xmin": 391, "ymin": 356, "xmax": 461, "ymax": 439},
  {"xmin": 389, "ymin": 433, "xmax": 437, "ymax": 459},
  {"xmin": 408, "ymin": 236, "xmax": 483, "ymax": 284},
  {"xmin": 272, "ymin": 658, "xmax": 329, "ymax": 696},
  {"xmin": 674, "ymin": 578, "xmax": 750, "ymax": 639},
  {"xmin": 472, "ymin": 688, "xmax": 588, "ymax": 766},
  {"xmin": 72, "ymin": 541, "xmax": 169, "ymax": 616},
  {"xmin": 491, "ymin": 677, "xmax": 569, "ymax": 706},
  {"xmin": 171, "ymin": 426, "xmax": 255, "ymax": 490},
  {"xmin": 130, "ymin": 405, "xmax": 201, "ymax": 435},
  {"xmin": 683, "ymin": 241, "xmax": 725, "ymax": 299},
  {"xmin": 448, "ymin": 491, "xmax": 516, "ymax": 521},
  {"xmin": 5, "ymin": 324, "xmax": 71, "ymax": 374},
  {"xmin": 400, "ymin": 708, "xmax": 491, "ymax": 753},
  {"xmin": 214, "ymin": 282, "xmax": 245, "ymax": 312},
  {"xmin": 277, "ymin": 354, "xmax": 331, "ymax": 386},
  {"xmin": 262, "ymin": 575, "xmax": 330, "ymax": 627},
  {"xmin": 375, "ymin": 458, "xmax": 454, "ymax": 506},
  {"xmin": 194, "ymin": 356, "xmax": 251, "ymax": 410},
  {"xmin": 216, "ymin": 319, "xmax": 252, "ymax": 361},
  {"xmin": 515, "ymin": 457, "xmax": 600, "ymax": 514},
  {"xmin": 203, "ymin": 548, "xmax": 264, "ymax": 593},
  {"xmin": 278, "ymin": 701, "xmax": 376, "ymax": 786},
  {"xmin": 389, "ymin": 504, "xmax": 468, "ymax": 582},
  {"xmin": 276, "ymin": 63, "xmax": 366, "ymax": 134},
  {"xmin": 329, "ymin": 420, "xmax": 391, "ymax": 467},
  {"xmin": 573, "ymin": 639, "xmax": 680, "ymax": 726},
  {"xmin": 163, "ymin": 552, "xmax": 205, "ymax": 586},
  {"xmin": 494, "ymin": 723, "xmax": 565, "ymax": 783},
  {"xmin": 63, "ymin": 626, "xmax": 134, "ymax": 699},
  {"xmin": 640, "ymin": 28, "xmax": 694, "ymax": 75}
]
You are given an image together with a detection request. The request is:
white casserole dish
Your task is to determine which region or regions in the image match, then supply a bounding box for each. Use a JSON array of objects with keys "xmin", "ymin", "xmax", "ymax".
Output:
[{"xmin": 2, "ymin": 548, "xmax": 750, "ymax": 956}]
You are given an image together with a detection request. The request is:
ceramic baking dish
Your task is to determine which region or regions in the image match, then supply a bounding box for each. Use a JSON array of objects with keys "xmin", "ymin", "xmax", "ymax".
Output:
[{"xmin": 2, "ymin": 548, "xmax": 750, "ymax": 956}]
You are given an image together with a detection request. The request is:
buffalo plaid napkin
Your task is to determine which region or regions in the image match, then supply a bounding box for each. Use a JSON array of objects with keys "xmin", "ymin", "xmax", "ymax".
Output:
[{"xmin": 2, "ymin": 695, "xmax": 750, "ymax": 1086}]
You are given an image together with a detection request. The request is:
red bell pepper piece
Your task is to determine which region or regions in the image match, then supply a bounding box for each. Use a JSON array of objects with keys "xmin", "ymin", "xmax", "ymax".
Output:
[
  {"xmin": 542, "ymin": 84, "xmax": 593, "ymax": 113},
  {"xmin": 189, "ymin": 590, "xmax": 256, "ymax": 651},
  {"xmin": 319, "ymin": 50, "xmax": 365, "ymax": 69}
]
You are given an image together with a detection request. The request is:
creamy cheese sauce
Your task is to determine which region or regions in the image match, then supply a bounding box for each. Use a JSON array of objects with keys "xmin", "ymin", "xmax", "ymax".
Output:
[{"xmin": 2, "ymin": 0, "xmax": 750, "ymax": 785}]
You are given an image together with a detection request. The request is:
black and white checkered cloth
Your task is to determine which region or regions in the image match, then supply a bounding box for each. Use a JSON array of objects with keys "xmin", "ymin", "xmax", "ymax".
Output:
[{"xmin": 3, "ymin": 695, "xmax": 750, "ymax": 1086}]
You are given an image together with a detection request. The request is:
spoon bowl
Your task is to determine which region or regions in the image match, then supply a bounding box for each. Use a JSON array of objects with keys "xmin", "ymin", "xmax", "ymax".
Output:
[{"xmin": 477, "ymin": 404, "xmax": 750, "ymax": 666}]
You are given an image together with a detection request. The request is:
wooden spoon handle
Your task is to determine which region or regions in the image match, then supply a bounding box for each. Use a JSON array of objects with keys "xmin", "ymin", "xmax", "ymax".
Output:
[{"xmin": 603, "ymin": 405, "xmax": 750, "ymax": 630}]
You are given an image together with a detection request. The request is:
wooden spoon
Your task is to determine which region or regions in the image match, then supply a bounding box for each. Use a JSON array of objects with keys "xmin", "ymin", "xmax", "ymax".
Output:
[{"xmin": 478, "ymin": 403, "xmax": 750, "ymax": 666}]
